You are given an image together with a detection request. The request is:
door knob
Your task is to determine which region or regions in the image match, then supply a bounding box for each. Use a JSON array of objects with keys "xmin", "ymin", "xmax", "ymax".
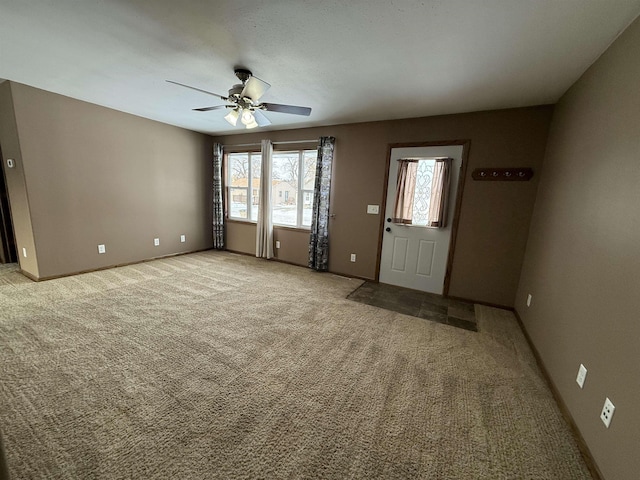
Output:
[{"xmin": 385, "ymin": 227, "xmax": 391, "ymax": 232}]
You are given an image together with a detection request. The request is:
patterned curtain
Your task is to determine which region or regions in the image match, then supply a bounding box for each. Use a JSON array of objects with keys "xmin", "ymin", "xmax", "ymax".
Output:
[
  {"xmin": 212, "ymin": 143, "xmax": 225, "ymax": 249},
  {"xmin": 256, "ymin": 139, "xmax": 274, "ymax": 259},
  {"xmin": 427, "ymin": 158, "xmax": 453, "ymax": 228},
  {"xmin": 308, "ymin": 136, "xmax": 335, "ymax": 271},
  {"xmin": 393, "ymin": 159, "xmax": 418, "ymax": 224}
]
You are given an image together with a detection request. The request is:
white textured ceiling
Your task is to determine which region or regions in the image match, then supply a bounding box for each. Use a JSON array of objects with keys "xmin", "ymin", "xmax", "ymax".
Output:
[{"xmin": 1, "ymin": 0, "xmax": 639, "ymax": 135}]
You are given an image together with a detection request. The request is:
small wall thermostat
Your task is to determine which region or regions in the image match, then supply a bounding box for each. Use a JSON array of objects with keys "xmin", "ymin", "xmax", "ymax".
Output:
[{"xmin": 6, "ymin": 158, "xmax": 15, "ymax": 168}]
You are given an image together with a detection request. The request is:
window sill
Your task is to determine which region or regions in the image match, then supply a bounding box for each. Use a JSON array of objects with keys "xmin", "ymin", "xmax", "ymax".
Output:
[
  {"xmin": 227, "ymin": 218, "xmax": 257, "ymax": 225},
  {"xmin": 274, "ymin": 225, "xmax": 311, "ymax": 233},
  {"xmin": 226, "ymin": 219, "xmax": 310, "ymax": 233}
]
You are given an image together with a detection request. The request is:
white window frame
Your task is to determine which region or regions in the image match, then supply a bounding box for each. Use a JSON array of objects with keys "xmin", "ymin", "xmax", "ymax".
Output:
[
  {"xmin": 272, "ymin": 149, "xmax": 316, "ymax": 229},
  {"xmin": 226, "ymin": 151, "xmax": 261, "ymax": 222},
  {"xmin": 226, "ymin": 148, "xmax": 316, "ymax": 229}
]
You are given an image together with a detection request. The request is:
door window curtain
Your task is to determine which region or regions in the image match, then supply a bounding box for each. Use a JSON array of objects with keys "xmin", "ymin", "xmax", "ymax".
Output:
[
  {"xmin": 256, "ymin": 139, "xmax": 274, "ymax": 258},
  {"xmin": 212, "ymin": 143, "xmax": 225, "ymax": 249},
  {"xmin": 393, "ymin": 159, "xmax": 418, "ymax": 224},
  {"xmin": 308, "ymin": 136, "xmax": 335, "ymax": 271},
  {"xmin": 392, "ymin": 157, "xmax": 452, "ymax": 228},
  {"xmin": 427, "ymin": 158, "xmax": 452, "ymax": 228}
]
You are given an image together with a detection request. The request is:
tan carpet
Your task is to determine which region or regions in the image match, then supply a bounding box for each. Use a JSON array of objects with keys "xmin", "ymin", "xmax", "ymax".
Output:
[{"xmin": 0, "ymin": 251, "xmax": 591, "ymax": 479}]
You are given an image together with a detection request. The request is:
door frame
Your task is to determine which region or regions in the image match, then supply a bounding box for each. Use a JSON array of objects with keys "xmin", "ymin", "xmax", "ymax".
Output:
[{"xmin": 375, "ymin": 140, "xmax": 471, "ymax": 296}]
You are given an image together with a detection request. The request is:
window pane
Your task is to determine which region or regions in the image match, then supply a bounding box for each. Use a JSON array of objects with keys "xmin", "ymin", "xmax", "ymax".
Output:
[
  {"xmin": 302, "ymin": 151, "xmax": 317, "ymax": 192},
  {"xmin": 301, "ymin": 151, "xmax": 317, "ymax": 227},
  {"xmin": 229, "ymin": 154, "xmax": 249, "ymax": 220},
  {"xmin": 228, "ymin": 154, "xmax": 249, "ymax": 186},
  {"xmin": 251, "ymin": 155, "xmax": 262, "ymax": 222},
  {"xmin": 272, "ymin": 153, "xmax": 299, "ymax": 226},
  {"xmin": 302, "ymin": 190, "xmax": 314, "ymax": 226},
  {"xmin": 412, "ymin": 159, "xmax": 435, "ymax": 226},
  {"xmin": 230, "ymin": 188, "xmax": 248, "ymax": 218}
]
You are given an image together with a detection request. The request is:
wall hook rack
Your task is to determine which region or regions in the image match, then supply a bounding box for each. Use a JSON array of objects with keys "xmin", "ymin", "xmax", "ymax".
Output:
[{"xmin": 472, "ymin": 167, "xmax": 533, "ymax": 181}]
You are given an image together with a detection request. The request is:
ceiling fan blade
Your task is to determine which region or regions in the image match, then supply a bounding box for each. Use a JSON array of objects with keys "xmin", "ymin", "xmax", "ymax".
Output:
[
  {"xmin": 252, "ymin": 109, "xmax": 272, "ymax": 127},
  {"xmin": 166, "ymin": 80, "xmax": 227, "ymax": 100},
  {"xmin": 261, "ymin": 103, "xmax": 312, "ymax": 116},
  {"xmin": 193, "ymin": 105, "xmax": 227, "ymax": 112},
  {"xmin": 241, "ymin": 76, "xmax": 271, "ymax": 101}
]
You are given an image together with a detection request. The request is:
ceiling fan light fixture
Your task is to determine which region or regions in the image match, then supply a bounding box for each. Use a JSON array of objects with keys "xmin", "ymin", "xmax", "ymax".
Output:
[
  {"xmin": 224, "ymin": 108, "xmax": 239, "ymax": 126},
  {"xmin": 245, "ymin": 119, "xmax": 259, "ymax": 129},
  {"xmin": 240, "ymin": 109, "xmax": 255, "ymax": 126}
]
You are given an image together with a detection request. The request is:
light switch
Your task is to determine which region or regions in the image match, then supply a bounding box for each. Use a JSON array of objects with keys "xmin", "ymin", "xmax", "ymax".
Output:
[{"xmin": 367, "ymin": 205, "xmax": 379, "ymax": 214}]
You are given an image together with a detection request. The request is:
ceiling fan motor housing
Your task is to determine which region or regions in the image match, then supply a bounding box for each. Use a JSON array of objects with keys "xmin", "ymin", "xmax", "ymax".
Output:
[
  {"xmin": 228, "ymin": 84, "xmax": 244, "ymax": 99},
  {"xmin": 234, "ymin": 68, "xmax": 252, "ymax": 84}
]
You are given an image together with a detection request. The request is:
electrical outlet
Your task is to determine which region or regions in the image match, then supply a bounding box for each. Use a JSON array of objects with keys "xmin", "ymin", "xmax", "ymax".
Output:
[
  {"xmin": 600, "ymin": 397, "xmax": 615, "ymax": 428},
  {"xmin": 97, "ymin": 244, "xmax": 106, "ymax": 254},
  {"xmin": 276, "ymin": 241, "xmax": 281, "ymax": 249},
  {"xmin": 350, "ymin": 253, "xmax": 356, "ymax": 262},
  {"xmin": 180, "ymin": 235, "xmax": 186, "ymax": 243},
  {"xmin": 154, "ymin": 238, "xmax": 160, "ymax": 246},
  {"xmin": 576, "ymin": 364, "xmax": 587, "ymax": 388},
  {"xmin": 526, "ymin": 294, "xmax": 532, "ymax": 307}
]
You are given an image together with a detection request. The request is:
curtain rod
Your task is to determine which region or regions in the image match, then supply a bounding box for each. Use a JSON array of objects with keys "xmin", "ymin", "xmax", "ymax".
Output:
[{"xmin": 223, "ymin": 139, "xmax": 318, "ymax": 148}]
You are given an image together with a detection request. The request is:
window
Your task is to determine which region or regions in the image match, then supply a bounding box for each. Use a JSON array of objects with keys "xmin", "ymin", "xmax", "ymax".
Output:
[
  {"xmin": 412, "ymin": 159, "xmax": 435, "ymax": 226},
  {"xmin": 227, "ymin": 152, "xmax": 261, "ymax": 221},
  {"xmin": 227, "ymin": 149, "xmax": 317, "ymax": 229},
  {"xmin": 272, "ymin": 150, "xmax": 317, "ymax": 228},
  {"xmin": 393, "ymin": 157, "xmax": 452, "ymax": 227}
]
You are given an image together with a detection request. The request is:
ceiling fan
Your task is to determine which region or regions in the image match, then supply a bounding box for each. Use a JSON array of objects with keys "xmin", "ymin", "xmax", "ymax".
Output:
[{"xmin": 167, "ymin": 68, "xmax": 312, "ymax": 129}]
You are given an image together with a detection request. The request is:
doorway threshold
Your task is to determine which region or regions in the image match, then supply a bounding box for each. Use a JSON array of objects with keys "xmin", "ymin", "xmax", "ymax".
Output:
[{"xmin": 347, "ymin": 281, "xmax": 477, "ymax": 332}]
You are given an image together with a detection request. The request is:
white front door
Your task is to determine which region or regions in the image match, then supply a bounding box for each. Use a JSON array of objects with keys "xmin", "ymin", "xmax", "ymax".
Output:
[{"xmin": 379, "ymin": 145, "xmax": 463, "ymax": 294}]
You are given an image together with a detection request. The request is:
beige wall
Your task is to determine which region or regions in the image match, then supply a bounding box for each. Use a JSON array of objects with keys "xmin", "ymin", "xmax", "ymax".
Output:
[
  {"xmin": 273, "ymin": 228, "xmax": 310, "ymax": 266},
  {"xmin": 0, "ymin": 82, "xmax": 39, "ymax": 277},
  {"xmin": 516, "ymin": 17, "xmax": 640, "ymax": 480},
  {"xmin": 215, "ymin": 106, "xmax": 553, "ymax": 306},
  {"xmin": 1, "ymin": 82, "xmax": 213, "ymax": 279},
  {"xmin": 226, "ymin": 220, "xmax": 256, "ymax": 254},
  {"xmin": 226, "ymin": 222, "xmax": 310, "ymax": 267}
]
